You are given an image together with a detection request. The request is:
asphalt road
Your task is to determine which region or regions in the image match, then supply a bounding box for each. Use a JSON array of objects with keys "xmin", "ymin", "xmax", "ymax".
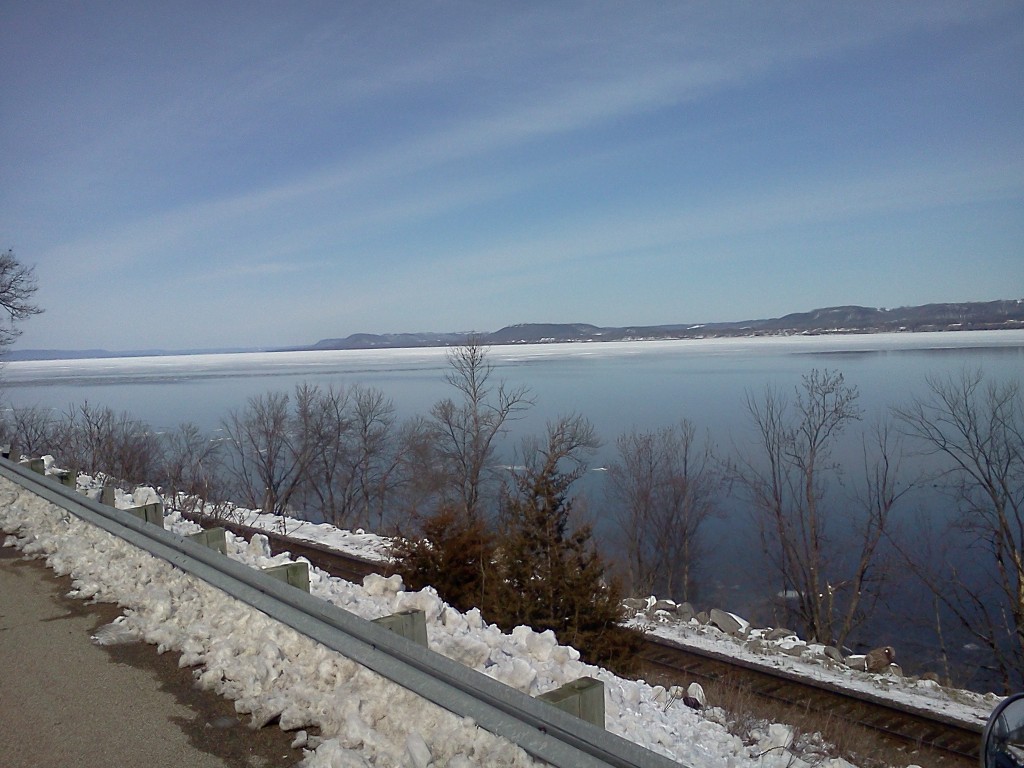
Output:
[{"xmin": 0, "ymin": 544, "xmax": 306, "ymax": 768}]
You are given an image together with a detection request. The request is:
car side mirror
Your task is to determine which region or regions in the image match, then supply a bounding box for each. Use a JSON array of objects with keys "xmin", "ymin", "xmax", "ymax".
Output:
[{"xmin": 983, "ymin": 693, "xmax": 1024, "ymax": 767}]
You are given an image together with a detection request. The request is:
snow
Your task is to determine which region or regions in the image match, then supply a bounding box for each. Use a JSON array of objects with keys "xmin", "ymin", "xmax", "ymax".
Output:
[
  {"xmin": 0, "ymin": 469, "xmax": 994, "ymax": 766},
  {"xmin": 227, "ymin": 508, "xmax": 394, "ymax": 563},
  {"xmin": 7, "ymin": 329, "xmax": 1024, "ymax": 385},
  {"xmin": 182, "ymin": 495, "xmax": 1005, "ymax": 758},
  {"xmin": 626, "ymin": 608, "xmax": 997, "ymax": 730},
  {"xmin": 213, "ymin": 502, "xmax": 1001, "ymax": 728}
]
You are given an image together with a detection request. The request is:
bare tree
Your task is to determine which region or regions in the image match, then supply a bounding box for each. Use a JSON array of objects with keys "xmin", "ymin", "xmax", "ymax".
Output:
[
  {"xmin": 299, "ymin": 383, "xmax": 402, "ymax": 530},
  {"xmin": 390, "ymin": 414, "xmax": 446, "ymax": 523},
  {"xmin": 349, "ymin": 385, "xmax": 402, "ymax": 529},
  {"xmin": 6, "ymin": 404, "xmax": 58, "ymax": 458},
  {"xmin": 894, "ymin": 370, "xmax": 1024, "ymax": 691},
  {"xmin": 299, "ymin": 384, "xmax": 356, "ymax": 525},
  {"xmin": 430, "ymin": 338, "xmax": 533, "ymax": 521},
  {"xmin": 607, "ymin": 419, "xmax": 720, "ymax": 601},
  {"xmin": 159, "ymin": 422, "xmax": 227, "ymax": 515},
  {"xmin": 221, "ymin": 389, "xmax": 313, "ymax": 515},
  {"xmin": 54, "ymin": 401, "xmax": 161, "ymax": 485},
  {"xmin": 736, "ymin": 369, "xmax": 897, "ymax": 648},
  {"xmin": 0, "ymin": 249, "xmax": 43, "ymax": 351}
]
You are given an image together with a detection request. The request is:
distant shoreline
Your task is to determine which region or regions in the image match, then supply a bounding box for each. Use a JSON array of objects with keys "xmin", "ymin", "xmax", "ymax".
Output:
[
  {"xmin": 8, "ymin": 299, "xmax": 1023, "ymax": 362},
  {"xmin": 5, "ymin": 328, "xmax": 1024, "ymax": 370}
]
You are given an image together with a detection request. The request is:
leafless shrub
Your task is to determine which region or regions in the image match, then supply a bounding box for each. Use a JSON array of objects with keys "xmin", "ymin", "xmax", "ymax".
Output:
[
  {"xmin": 5, "ymin": 404, "xmax": 59, "ymax": 458},
  {"xmin": 158, "ymin": 422, "xmax": 228, "ymax": 515},
  {"xmin": 53, "ymin": 401, "xmax": 161, "ymax": 485},
  {"xmin": 221, "ymin": 390, "xmax": 311, "ymax": 514},
  {"xmin": 299, "ymin": 383, "xmax": 403, "ymax": 530},
  {"xmin": 607, "ymin": 419, "xmax": 721, "ymax": 601}
]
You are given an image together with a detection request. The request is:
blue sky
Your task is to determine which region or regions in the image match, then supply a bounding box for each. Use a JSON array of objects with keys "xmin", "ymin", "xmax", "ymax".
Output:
[{"xmin": 1, "ymin": 2, "xmax": 1021, "ymax": 351}]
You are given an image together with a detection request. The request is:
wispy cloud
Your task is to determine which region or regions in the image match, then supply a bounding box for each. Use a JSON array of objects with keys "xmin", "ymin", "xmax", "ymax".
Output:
[{"xmin": 5, "ymin": 3, "xmax": 1021, "ymax": 347}]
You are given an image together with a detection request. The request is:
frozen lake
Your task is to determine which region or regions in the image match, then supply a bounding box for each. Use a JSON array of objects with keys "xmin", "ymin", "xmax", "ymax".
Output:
[
  {"xmin": 5, "ymin": 330, "xmax": 1023, "ymax": 449},
  {"xmin": 4, "ymin": 330, "xmax": 1023, "ymax": 685}
]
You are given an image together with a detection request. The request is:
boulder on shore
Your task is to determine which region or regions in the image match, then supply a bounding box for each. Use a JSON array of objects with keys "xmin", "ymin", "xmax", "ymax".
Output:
[
  {"xmin": 709, "ymin": 608, "xmax": 748, "ymax": 636},
  {"xmin": 864, "ymin": 646, "xmax": 895, "ymax": 673}
]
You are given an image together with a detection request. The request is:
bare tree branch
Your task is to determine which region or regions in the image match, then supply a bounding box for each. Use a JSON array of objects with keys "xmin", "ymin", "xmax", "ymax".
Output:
[
  {"xmin": 894, "ymin": 369, "xmax": 1024, "ymax": 691},
  {"xmin": 0, "ymin": 249, "xmax": 43, "ymax": 350}
]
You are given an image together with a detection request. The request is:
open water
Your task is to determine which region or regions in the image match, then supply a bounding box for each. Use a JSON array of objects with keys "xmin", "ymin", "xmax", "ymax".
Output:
[{"xmin": 4, "ymin": 330, "xmax": 1023, "ymax": 687}]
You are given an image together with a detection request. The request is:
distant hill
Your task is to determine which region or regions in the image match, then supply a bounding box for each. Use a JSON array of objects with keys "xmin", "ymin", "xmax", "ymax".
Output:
[
  {"xmin": 308, "ymin": 299, "xmax": 1024, "ymax": 350},
  {"xmin": 9, "ymin": 300, "xmax": 1023, "ymax": 361},
  {"xmin": 308, "ymin": 332, "xmax": 468, "ymax": 350}
]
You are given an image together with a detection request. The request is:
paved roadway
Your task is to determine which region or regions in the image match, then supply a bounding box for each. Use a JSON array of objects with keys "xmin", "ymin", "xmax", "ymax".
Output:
[{"xmin": 0, "ymin": 545, "xmax": 305, "ymax": 768}]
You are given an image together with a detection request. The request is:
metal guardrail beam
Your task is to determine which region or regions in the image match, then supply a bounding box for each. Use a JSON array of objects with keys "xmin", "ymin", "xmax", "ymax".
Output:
[{"xmin": 0, "ymin": 459, "xmax": 684, "ymax": 768}]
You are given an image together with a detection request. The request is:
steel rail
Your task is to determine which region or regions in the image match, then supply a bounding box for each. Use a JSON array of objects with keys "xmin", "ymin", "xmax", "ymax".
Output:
[
  {"xmin": 642, "ymin": 634, "xmax": 986, "ymax": 737},
  {"xmin": 0, "ymin": 458, "xmax": 683, "ymax": 768}
]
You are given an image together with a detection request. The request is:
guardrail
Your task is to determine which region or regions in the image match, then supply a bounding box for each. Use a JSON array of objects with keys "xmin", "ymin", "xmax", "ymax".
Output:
[{"xmin": 0, "ymin": 458, "xmax": 684, "ymax": 768}]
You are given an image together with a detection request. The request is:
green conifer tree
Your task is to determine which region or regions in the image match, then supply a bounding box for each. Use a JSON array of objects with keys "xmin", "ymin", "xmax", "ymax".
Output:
[{"xmin": 495, "ymin": 415, "xmax": 642, "ymax": 672}]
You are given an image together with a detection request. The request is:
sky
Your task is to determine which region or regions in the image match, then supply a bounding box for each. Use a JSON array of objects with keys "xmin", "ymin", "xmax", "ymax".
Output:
[{"xmin": 1, "ymin": 2, "xmax": 1022, "ymax": 352}]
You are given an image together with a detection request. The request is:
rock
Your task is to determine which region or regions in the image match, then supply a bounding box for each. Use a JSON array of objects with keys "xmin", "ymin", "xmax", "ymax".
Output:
[
  {"xmin": 676, "ymin": 602, "xmax": 695, "ymax": 622},
  {"xmin": 247, "ymin": 533, "xmax": 271, "ymax": 559},
  {"xmin": 864, "ymin": 646, "xmax": 896, "ymax": 673},
  {"xmin": 761, "ymin": 723, "xmax": 794, "ymax": 751},
  {"xmin": 709, "ymin": 608, "xmax": 744, "ymax": 636},
  {"xmin": 845, "ymin": 654, "xmax": 867, "ymax": 671},
  {"xmin": 779, "ymin": 643, "xmax": 806, "ymax": 657},
  {"xmin": 696, "ymin": 611, "xmax": 710, "ymax": 625},
  {"xmin": 921, "ymin": 671, "xmax": 940, "ymax": 683},
  {"xmin": 621, "ymin": 598, "xmax": 646, "ymax": 613},
  {"xmin": 682, "ymin": 696, "xmax": 702, "ymax": 710},
  {"xmin": 650, "ymin": 599, "xmax": 677, "ymax": 614},
  {"xmin": 887, "ymin": 664, "xmax": 903, "ymax": 677},
  {"xmin": 823, "ymin": 646, "xmax": 844, "ymax": 663},
  {"xmin": 686, "ymin": 682, "xmax": 707, "ymax": 707},
  {"xmin": 766, "ymin": 627, "xmax": 798, "ymax": 641}
]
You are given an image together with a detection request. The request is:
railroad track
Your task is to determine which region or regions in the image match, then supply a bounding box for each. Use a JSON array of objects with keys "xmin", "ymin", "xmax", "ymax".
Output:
[
  {"xmin": 639, "ymin": 637, "xmax": 982, "ymax": 767},
  {"xmin": 189, "ymin": 511, "xmax": 988, "ymax": 767}
]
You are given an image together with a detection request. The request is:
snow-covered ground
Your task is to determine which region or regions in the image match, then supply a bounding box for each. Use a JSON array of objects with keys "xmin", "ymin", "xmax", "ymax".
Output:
[
  {"xmin": 0, "ymin": 464, "xmax": 994, "ymax": 767},
  {"xmin": 627, "ymin": 606, "xmax": 996, "ymax": 728},
  {"xmin": 228, "ymin": 504, "xmax": 998, "ymax": 730}
]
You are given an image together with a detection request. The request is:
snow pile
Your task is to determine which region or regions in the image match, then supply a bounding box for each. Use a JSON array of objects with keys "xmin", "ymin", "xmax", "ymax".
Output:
[
  {"xmin": 623, "ymin": 597, "xmax": 997, "ymax": 729},
  {"xmin": 187, "ymin": 494, "xmax": 999, "ymax": 731},
  {"xmin": 0, "ymin": 472, "xmax": 866, "ymax": 767},
  {"xmin": 226, "ymin": 507, "xmax": 393, "ymax": 563},
  {"xmin": 1, "ymin": 479, "xmax": 539, "ymax": 767}
]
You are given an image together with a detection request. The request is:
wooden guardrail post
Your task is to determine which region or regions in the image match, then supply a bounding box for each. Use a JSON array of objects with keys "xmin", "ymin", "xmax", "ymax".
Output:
[
  {"xmin": 537, "ymin": 677, "xmax": 605, "ymax": 728},
  {"xmin": 372, "ymin": 609, "xmax": 428, "ymax": 648},
  {"xmin": 187, "ymin": 527, "xmax": 227, "ymax": 554},
  {"xmin": 100, "ymin": 485, "xmax": 116, "ymax": 506},
  {"xmin": 126, "ymin": 501, "xmax": 164, "ymax": 528},
  {"xmin": 261, "ymin": 562, "xmax": 310, "ymax": 592},
  {"xmin": 57, "ymin": 470, "xmax": 77, "ymax": 489}
]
